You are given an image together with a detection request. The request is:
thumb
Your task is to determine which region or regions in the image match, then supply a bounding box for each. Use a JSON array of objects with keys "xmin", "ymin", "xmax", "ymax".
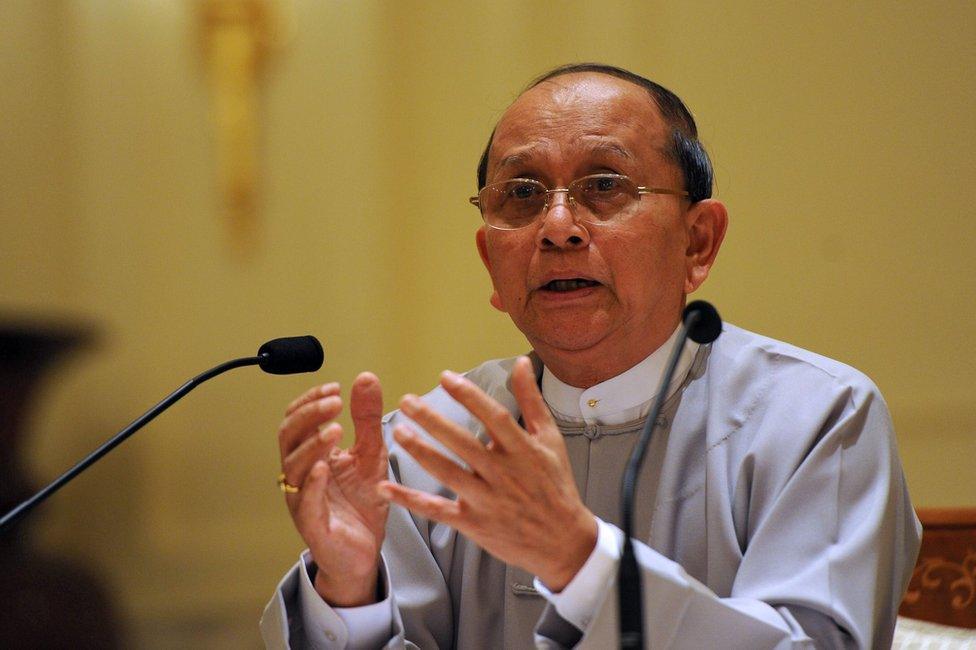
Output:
[{"xmin": 350, "ymin": 372, "xmax": 385, "ymax": 454}]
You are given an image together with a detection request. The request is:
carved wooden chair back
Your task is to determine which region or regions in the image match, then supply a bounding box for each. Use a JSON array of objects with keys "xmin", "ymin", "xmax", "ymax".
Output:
[{"xmin": 899, "ymin": 507, "xmax": 976, "ymax": 628}]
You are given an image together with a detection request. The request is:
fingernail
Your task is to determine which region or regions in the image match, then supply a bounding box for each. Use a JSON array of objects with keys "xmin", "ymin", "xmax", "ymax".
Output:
[
  {"xmin": 318, "ymin": 425, "xmax": 336, "ymax": 442},
  {"xmin": 319, "ymin": 396, "xmax": 339, "ymax": 412},
  {"xmin": 441, "ymin": 370, "xmax": 462, "ymax": 387},
  {"xmin": 394, "ymin": 425, "xmax": 414, "ymax": 441},
  {"xmin": 377, "ymin": 484, "xmax": 393, "ymax": 499}
]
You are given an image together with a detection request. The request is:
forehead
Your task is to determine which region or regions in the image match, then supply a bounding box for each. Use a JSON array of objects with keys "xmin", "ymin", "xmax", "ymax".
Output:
[{"xmin": 489, "ymin": 73, "xmax": 668, "ymax": 177}]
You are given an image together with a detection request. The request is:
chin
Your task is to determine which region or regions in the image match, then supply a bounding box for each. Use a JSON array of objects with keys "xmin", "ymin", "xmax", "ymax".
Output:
[{"xmin": 520, "ymin": 320, "xmax": 612, "ymax": 354}]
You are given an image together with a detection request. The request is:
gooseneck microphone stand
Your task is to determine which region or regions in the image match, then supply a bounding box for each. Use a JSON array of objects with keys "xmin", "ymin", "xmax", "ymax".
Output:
[
  {"xmin": 618, "ymin": 302, "xmax": 721, "ymax": 649},
  {"xmin": 0, "ymin": 335, "xmax": 323, "ymax": 533}
]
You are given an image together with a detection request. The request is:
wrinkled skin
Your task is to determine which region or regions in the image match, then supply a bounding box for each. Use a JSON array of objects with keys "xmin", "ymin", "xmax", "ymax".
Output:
[{"xmin": 475, "ymin": 72, "xmax": 727, "ymax": 387}]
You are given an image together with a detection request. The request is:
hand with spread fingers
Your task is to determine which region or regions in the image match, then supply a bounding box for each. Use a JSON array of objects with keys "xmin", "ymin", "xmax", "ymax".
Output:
[
  {"xmin": 379, "ymin": 356, "xmax": 598, "ymax": 592},
  {"xmin": 277, "ymin": 372, "xmax": 389, "ymax": 607}
]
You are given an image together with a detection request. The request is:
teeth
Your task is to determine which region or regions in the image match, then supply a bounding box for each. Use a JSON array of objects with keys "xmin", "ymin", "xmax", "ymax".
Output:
[{"xmin": 546, "ymin": 279, "xmax": 598, "ymax": 292}]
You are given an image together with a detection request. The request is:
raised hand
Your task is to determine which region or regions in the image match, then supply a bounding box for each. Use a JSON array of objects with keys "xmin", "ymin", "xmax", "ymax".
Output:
[
  {"xmin": 278, "ymin": 372, "xmax": 389, "ymax": 606},
  {"xmin": 379, "ymin": 356, "xmax": 598, "ymax": 592}
]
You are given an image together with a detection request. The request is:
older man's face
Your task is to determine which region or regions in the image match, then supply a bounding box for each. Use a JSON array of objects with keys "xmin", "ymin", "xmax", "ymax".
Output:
[{"xmin": 476, "ymin": 73, "xmax": 707, "ymax": 375}]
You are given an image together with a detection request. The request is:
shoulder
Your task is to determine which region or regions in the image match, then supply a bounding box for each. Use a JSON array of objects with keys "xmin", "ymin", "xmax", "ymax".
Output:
[
  {"xmin": 707, "ymin": 323, "xmax": 883, "ymax": 404},
  {"xmin": 693, "ymin": 323, "xmax": 893, "ymax": 455}
]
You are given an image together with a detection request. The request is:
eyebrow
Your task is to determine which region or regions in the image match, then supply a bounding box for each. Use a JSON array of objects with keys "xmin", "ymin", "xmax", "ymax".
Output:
[
  {"xmin": 495, "ymin": 141, "xmax": 635, "ymax": 175},
  {"xmin": 585, "ymin": 141, "xmax": 635, "ymax": 161},
  {"xmin": 496, "ymin": 151, "xmax": 531, "ymax": 171}
]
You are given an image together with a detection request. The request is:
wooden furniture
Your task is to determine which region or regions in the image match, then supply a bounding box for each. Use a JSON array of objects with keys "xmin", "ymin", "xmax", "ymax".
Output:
[{"xmin": 899, "ymin": 507, "xmax": 976, "ymax": 629}]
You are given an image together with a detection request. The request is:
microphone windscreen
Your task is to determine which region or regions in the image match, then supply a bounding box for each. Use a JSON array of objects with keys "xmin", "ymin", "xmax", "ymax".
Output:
[
  {"xmin": 257, "ymin": 336, "xmax": 324, "ymax": 375},
  {"xmin": 683, "ymin": 301, "xmax": 722, "ymax": 344}
]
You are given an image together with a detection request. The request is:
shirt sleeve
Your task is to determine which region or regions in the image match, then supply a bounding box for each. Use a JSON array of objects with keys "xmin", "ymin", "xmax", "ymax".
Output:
[
  {"xmin": 533, "ymin": 517, "xmax": 620, "ymax": 632},
  {"xmin": 296, "ymin": 550, "xmax": 395, "ymax": 650}
]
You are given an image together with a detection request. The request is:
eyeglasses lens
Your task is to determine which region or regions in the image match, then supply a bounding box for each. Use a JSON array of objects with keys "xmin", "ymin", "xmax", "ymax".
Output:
[{"xmin": 479, "ymin": 175, "xmax": 640, "ymax": 230}]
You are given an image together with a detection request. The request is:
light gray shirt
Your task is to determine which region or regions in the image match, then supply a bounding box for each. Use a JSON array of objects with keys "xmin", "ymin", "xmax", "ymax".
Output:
[{"xmin": 261, "ymin": 323, "xmax": 920, "ymax": 649}]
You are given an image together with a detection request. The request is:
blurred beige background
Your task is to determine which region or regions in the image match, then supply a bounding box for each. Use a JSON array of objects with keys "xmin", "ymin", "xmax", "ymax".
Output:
[{"xmin": 2, "ymin": 1, "xmax": 973, "ymax": 646}]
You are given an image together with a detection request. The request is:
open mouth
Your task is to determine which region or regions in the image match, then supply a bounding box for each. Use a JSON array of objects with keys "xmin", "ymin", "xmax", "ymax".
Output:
[{"xmin": 541, "ymin": 278, "xmax": 601, "ymax": 292}]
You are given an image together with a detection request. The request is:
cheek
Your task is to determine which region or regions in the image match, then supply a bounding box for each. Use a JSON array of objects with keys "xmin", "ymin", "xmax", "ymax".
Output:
[
  {"xmin": 485, "ymin": 238, "xmax": 532, "ymax": 301},
  {"xmin": 604, "ymin": 227, "xmax": 685, "ymax": 297}
]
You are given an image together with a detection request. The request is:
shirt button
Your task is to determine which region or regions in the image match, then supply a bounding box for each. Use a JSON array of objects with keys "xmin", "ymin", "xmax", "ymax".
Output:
[
  {"xmin": 587, "ymin": 398, "xmax": 599, "ymax": 408},
  {"xmin": 324, "ymin": 630, "xmax": 337, "ymax": 642}
]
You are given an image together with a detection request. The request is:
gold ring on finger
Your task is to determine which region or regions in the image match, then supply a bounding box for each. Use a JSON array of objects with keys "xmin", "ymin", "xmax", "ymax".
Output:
[{"xmin": 277, "ymin": 472, "xmax": 300, "ymax": 494}]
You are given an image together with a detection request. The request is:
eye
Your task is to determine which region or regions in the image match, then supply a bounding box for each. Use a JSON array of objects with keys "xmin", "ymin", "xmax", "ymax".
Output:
[
  {"xmin": 508, "ymin": 180, "xmax": 542, "ymax": 201},
  {"xmin": 577, "ymin": 174, "xmax": 627, "ymax": 197},
  {"xmin": 572, "ymin": 175, "xmax": 638, "ymax": 220}
]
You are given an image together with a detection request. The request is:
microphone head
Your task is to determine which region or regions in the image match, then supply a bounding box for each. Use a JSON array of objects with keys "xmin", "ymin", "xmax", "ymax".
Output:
[
  {"xmin": 683, "ymin": 301, "xmax": 722, "ymax": 344},
  {"xmin": 257, "ymin": 336, "xmax": 324, "ymax": 375}
]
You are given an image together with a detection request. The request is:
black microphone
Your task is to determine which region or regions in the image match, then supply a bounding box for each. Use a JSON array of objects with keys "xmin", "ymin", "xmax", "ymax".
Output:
[
  {"xmin": 617, "ymin": 302, "xmax": 721, "ymax": 649},
  {"xmin": 259, "ymin": 335, "xmax": 324, "ymax": 374},
  {"xmin": 0, "ymin": 336, "xmax": 324, "ymax": 533}
]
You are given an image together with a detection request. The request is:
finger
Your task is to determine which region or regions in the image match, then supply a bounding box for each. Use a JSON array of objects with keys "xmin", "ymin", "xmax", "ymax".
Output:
[
  {"xmin": 439, "ymin": 370, "xmax": 524, "ymax": 450},
  {"xmin": 398, "ymin": 394, "xmax": 490, "ymax": 475},
  {"xmin": 392, "ymin": 424, "xmax": 485, "ymax": 496},
  {"xmin": 285, "ymin": 382, "xmax": 340, "ymax": 417},
  {"xmin": 283, "ymin": 422, "xmax": 343, "ymax": 487},
  {"xmin": 277, "ymin": 395, "xmax": 343, "ymax": 457},
  {"xmin": 293, "ymin": 459, "xmax": 331, "ymax": 528},
  {"xmin": 378, "ymin": 480, "xmax": 463, "ymax": 529},
  {"xmin": 350, "ymin": 372, "xmax": 385, "ymax": 455},
  {"xmin": 510, "ymin": 356, "xmax": 555, "ymax": 437}
]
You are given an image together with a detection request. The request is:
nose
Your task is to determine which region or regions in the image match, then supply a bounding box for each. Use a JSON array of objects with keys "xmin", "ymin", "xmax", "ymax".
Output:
[{"xmin": 536, "ymin": 190, "xmax": 590, "ymax": 250}]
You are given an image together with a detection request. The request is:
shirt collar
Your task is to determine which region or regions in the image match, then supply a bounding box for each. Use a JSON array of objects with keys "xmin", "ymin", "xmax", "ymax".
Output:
[{"xmin": 540, "ymin": 325, "xmax": 699, "ymax": 426}]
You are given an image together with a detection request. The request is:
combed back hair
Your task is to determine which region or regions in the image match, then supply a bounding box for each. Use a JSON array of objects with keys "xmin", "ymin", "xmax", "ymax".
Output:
[{"xmin": 476, "ymin": 63, "xmax": 714, "ymax": 203}]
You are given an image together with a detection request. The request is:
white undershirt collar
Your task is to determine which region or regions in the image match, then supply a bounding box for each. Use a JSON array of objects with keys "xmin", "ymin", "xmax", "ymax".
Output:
[{"xmin": 540, "ymin": 325, "xmax": 699, "ymax": 426}]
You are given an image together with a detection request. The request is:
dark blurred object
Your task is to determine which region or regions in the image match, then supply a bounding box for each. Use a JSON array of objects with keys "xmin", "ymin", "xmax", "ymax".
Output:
[
  {"xmin": 0, "ymin": 320, "xmax": 122, "ymax": 648},
  {"xmin": 0, "ymin": 322, "xmax": 91, "ymax": 517},
  {"xmin": 900, "ymin": 507, "xmax": 976, "ymax": 629}
]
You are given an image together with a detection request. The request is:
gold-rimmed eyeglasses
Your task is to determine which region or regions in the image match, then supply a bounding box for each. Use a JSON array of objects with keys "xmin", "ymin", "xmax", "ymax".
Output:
[{"xmin": 469, "ymin": 174, "xmax": 688, "ymax": 231}]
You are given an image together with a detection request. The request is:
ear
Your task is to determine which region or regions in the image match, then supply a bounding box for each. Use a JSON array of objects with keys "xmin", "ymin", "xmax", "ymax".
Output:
[
  {"xmin": 475, "ymin": 227, "xmax": 507, "ymax": 312},
  {"xmin": 683, "ymin": 199, "xmax": 728, "ymax": 294}
]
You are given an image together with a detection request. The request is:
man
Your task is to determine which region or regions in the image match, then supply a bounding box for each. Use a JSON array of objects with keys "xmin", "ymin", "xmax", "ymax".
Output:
[{"xmin": 262, "ymin": 64, "xmax": 920, "ymax": 649}]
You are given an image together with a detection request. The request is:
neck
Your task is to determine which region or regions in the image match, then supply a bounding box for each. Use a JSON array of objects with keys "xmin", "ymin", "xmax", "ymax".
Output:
[{"xmin": 532, "ymin": 327, "xmax": 675, "ymax": 388}]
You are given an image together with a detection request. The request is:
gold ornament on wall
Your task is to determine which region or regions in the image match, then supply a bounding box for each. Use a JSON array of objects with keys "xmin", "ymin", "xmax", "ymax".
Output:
[{"xmin": 198, "ymin": 0, "xmax": 281, "ymax": 256}]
